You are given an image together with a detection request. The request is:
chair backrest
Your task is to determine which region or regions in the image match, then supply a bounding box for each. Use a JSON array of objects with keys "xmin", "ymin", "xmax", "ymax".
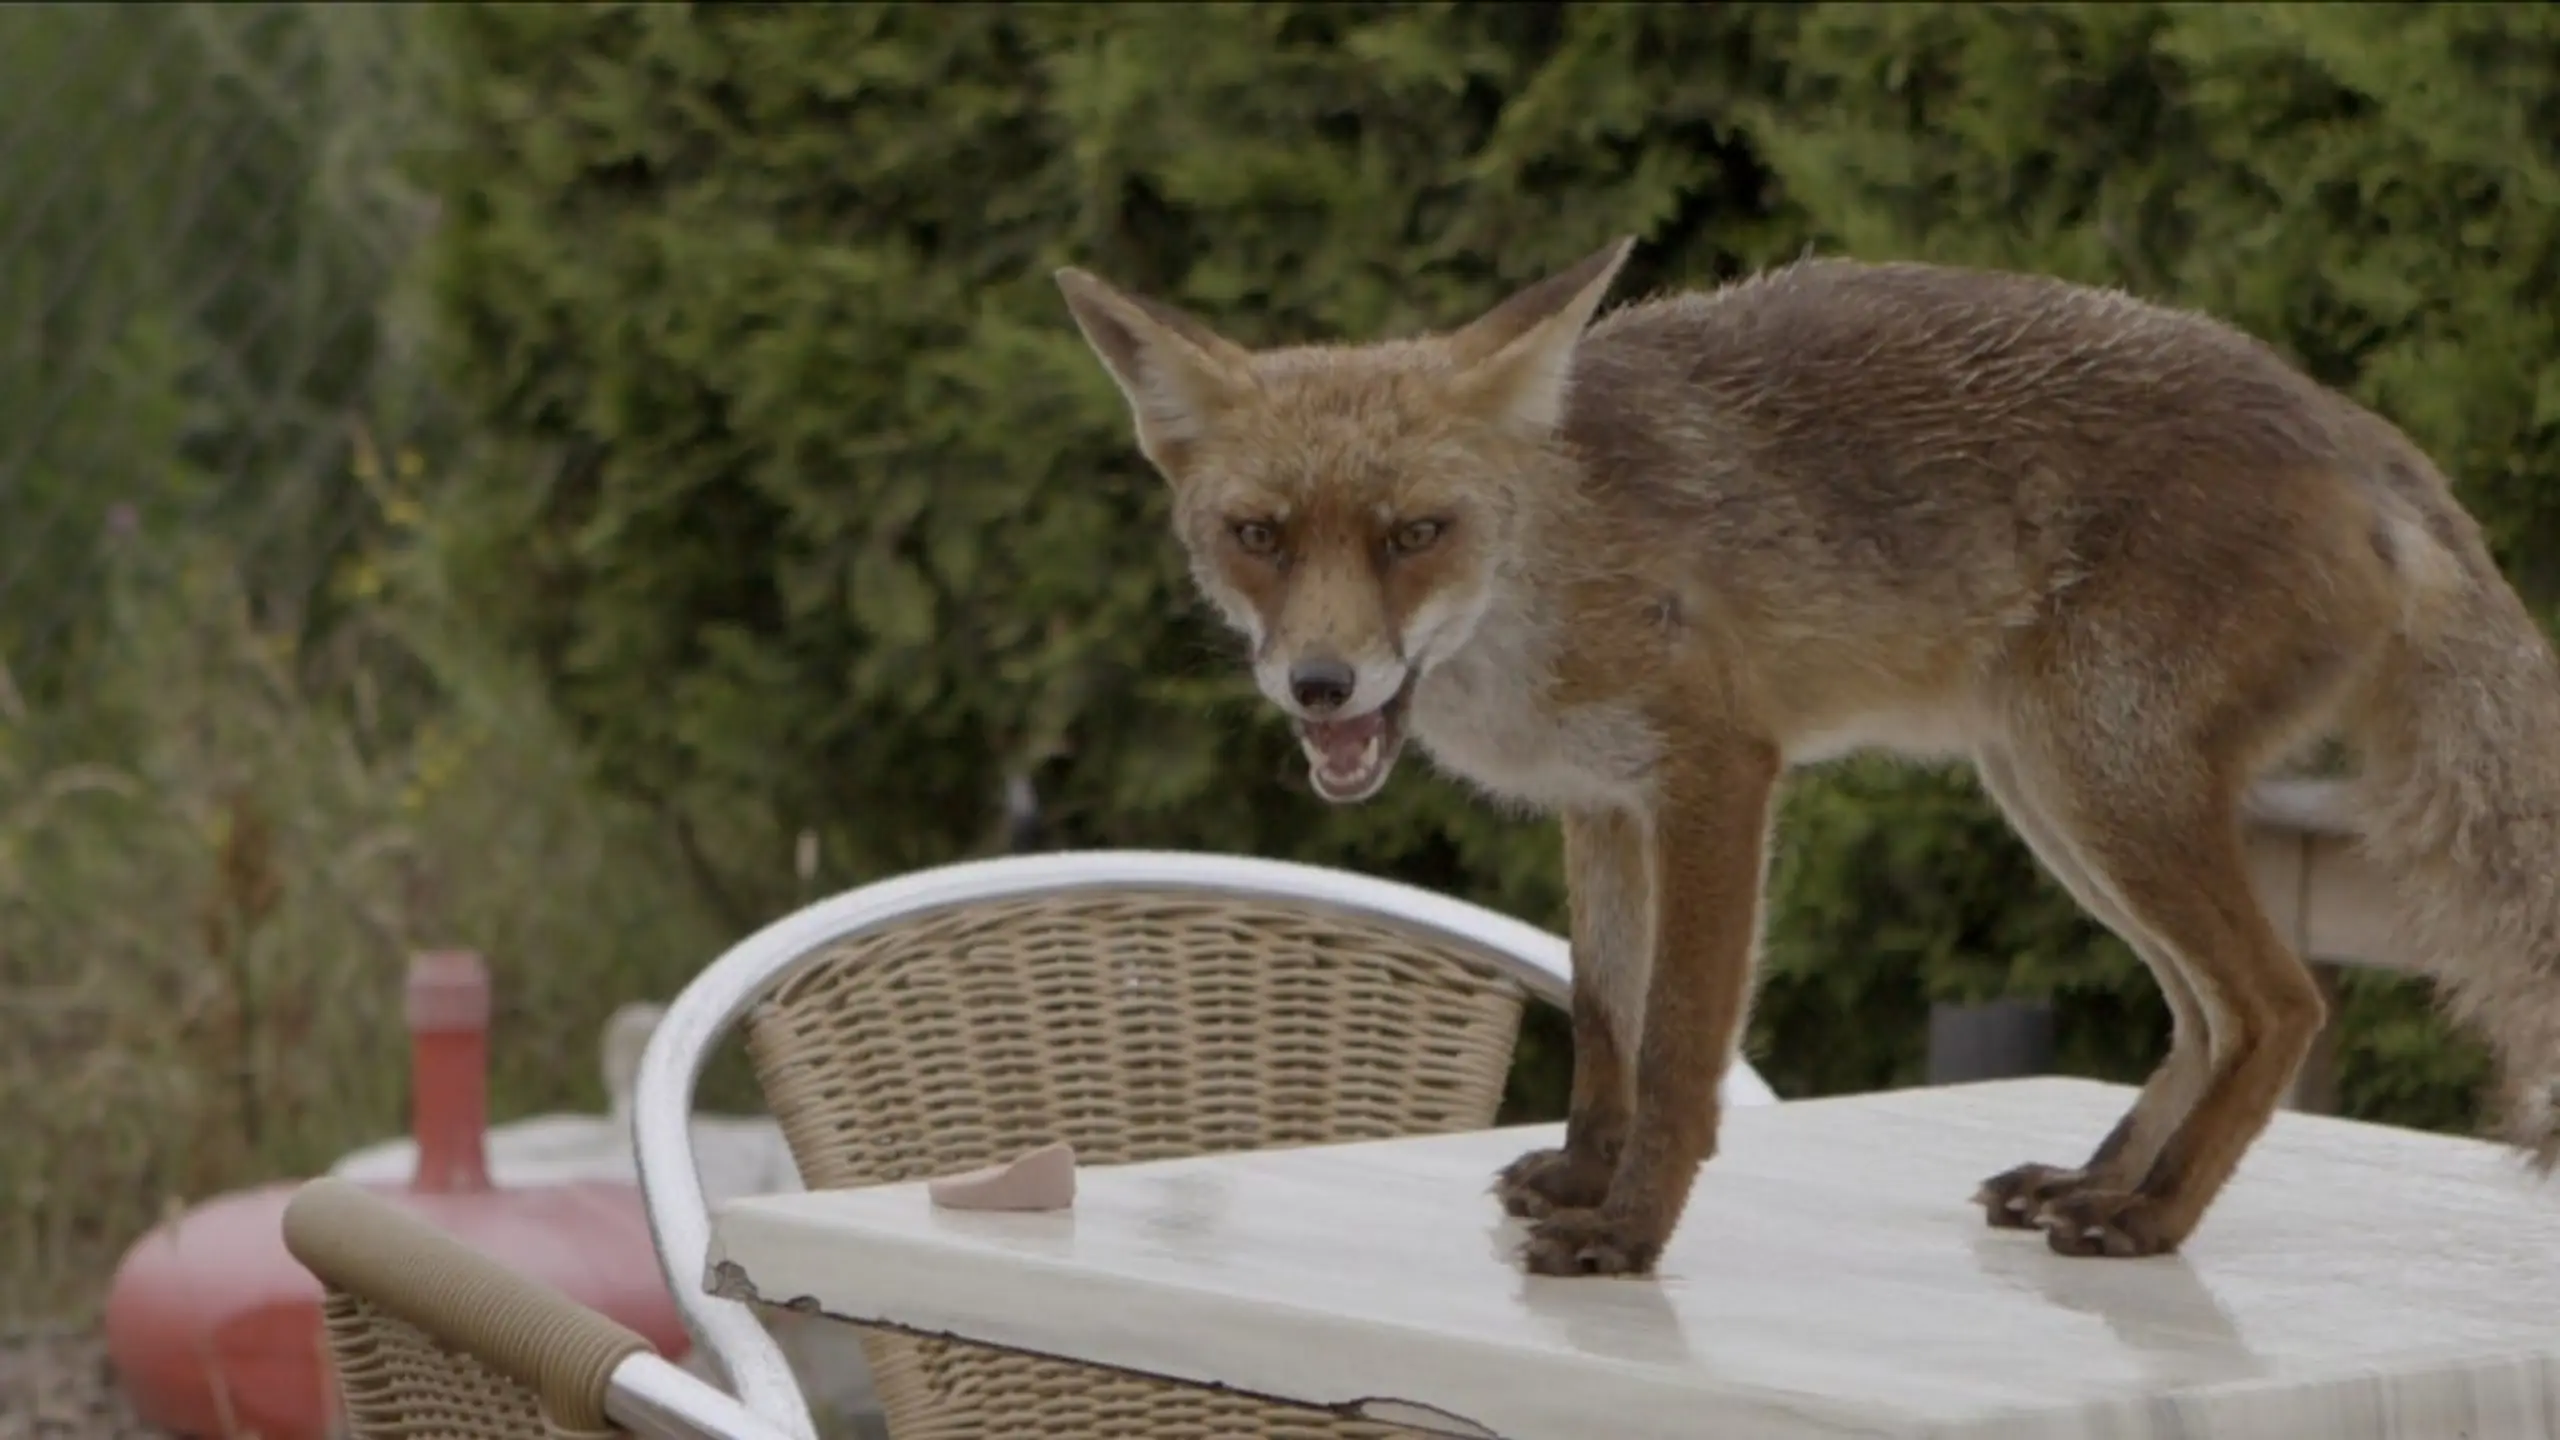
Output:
[{"xmin": 744, "ymin": 885, "xmax": 1528, "ymax": 1187}]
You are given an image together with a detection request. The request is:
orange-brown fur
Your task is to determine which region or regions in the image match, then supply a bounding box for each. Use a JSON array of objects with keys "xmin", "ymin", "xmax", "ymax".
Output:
[{"xmin": 1056, "ymin": 239, "xmax": 2560, "ymax": 1276}]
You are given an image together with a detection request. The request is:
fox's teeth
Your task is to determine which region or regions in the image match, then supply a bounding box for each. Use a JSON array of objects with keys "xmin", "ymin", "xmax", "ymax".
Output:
[{"xmin": 1298, "ymin": 718, "xmax": 1392, "ymax": 792}]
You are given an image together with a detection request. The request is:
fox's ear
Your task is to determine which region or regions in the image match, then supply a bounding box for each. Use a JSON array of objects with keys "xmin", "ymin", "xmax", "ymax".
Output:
[
  {"xmin": 1055, "ymin": 268, "xmax": 1258, "ymax": 472},
  {"xmin": 1446, "ymin": 236, "xmax": 1636, "ymax": 435}
]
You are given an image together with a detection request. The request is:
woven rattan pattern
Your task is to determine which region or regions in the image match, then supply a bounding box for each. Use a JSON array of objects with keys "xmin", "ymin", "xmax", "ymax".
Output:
[
  {"xmin": 319, "ymin": 1291, "xmax": 620, "ymax": 1440},
  {"xmin": 742, "ymin": 887, "xmax": 1533, "ymax": 1440}
]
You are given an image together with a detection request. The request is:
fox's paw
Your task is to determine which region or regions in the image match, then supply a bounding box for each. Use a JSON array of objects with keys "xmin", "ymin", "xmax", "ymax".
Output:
[
  {"xmin": 1492, "ymin": 1146, "xmax": 1613, "ymax": 1220},
  {"xmin": 1972, "ymin": 1162, "xmax": 2091, "ymax": 1230},
  {"xmin": 2033, "ymin": 1188, "xmax": 2180, "ymax": 1259},
  {"xmin": 1518, "ymin": 1207, "xmax": 1662, "ymax": 1278}
]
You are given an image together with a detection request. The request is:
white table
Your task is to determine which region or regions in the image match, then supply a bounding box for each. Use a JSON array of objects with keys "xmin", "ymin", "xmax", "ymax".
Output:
[{"xmin": 706, "ymin": 1078, "xmax": 2560, "ymax": 1438}]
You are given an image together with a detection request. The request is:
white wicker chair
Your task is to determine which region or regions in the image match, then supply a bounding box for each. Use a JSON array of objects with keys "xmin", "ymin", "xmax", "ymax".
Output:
[{"xmin": 635, "ymin": 850, "xmax": 1778, "ymax": 1440}]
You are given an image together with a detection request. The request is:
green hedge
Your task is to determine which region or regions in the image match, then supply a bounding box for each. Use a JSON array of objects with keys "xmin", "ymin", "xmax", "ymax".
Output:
[{"xmin": 421, "ymin": 2, "xmax": 2560, "ymax": 1129}]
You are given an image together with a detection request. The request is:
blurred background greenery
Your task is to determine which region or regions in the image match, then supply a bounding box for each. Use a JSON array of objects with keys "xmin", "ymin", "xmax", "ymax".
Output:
[{"xmin": 8, "ymin": 0, "xmax": 2551, "ymax": 1322}]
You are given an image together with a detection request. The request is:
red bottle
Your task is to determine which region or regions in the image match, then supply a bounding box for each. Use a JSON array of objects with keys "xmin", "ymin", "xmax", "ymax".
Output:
[{"xmin": 103, "ymin": 952, "xmax": 694, "ymax": 1438}]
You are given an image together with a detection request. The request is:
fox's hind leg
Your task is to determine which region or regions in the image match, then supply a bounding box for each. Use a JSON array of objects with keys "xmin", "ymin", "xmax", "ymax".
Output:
[
  {"xmin": 1969, "ymin": 744, "xmax": 2218, "ymax": 1228},
  {"xmin": 1961, "ymin": 476, "xmax": 2396, "ymax": 1256},
  {"xmin": 1983, "ymin": 654, "xmax": 2343, "ymax": 1259},
  {"xmin": 1998, "ymin": 744, "xmax": 2322, "ymax": 1256}
]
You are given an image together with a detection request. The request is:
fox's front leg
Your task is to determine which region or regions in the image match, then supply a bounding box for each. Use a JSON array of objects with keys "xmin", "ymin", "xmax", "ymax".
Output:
[
  {"xmin": 1522, "ymin": 740, "xmax": 1779, "ymax": 1277},
  {"xmin": 1496, "ymin": 808, "xmax": 1649, "ymax": 1219}
]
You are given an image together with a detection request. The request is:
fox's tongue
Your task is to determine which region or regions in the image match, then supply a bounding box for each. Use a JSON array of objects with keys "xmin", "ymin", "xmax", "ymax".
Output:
[{"xmin": 1304, "ymin": 711, "xmax": 1385, "ymax": 774}]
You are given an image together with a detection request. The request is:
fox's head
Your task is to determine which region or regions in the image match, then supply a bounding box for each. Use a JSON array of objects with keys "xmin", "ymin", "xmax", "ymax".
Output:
[{"xmin": 1056, "ymin": 239, "xmax": 1634, "ymax": 804}]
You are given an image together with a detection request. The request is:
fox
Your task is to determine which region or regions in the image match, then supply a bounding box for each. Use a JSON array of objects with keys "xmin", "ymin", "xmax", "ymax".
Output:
[{"xmin": 1053, "ymin": 236, "xmax": 2560, "ymax": 1278}]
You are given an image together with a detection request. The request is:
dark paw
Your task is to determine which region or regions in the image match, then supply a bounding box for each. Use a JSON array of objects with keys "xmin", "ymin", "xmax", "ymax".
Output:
[
  {"xmin": 1518, "ymin": 1207, "xmax": 1662, "ymax": 1277},
  {"xmin": 2034, "ymin": 1188, "xmax": 2181, "ymax": 1258},
  {"xmin": 1493, "ymin": 1146, "xmax": 1614, "ymax": 1220},
  {"xmin": 1973, "ymin": 1162, "xmax": 2090, "ymax": 1230}
]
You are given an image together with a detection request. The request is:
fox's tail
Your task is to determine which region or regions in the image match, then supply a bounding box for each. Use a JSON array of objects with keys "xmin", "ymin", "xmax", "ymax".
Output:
[{"xmin": 2347, "ymin": 490, "xmax": 2560, "ymax": 1168}]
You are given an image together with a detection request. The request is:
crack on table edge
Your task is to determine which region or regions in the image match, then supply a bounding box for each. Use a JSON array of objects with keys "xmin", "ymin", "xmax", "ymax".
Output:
[
  {"xmin": 699, "ymin": 1273, "xmax": 1506, "ymax": 1437},
  {"xmin": 706, "ymin": 1259, "xmax": 827, "ymax": 1316},
  {"xmin": 1333, "ymin": 1396, "xmax": 1504, "ymax": 1437}
]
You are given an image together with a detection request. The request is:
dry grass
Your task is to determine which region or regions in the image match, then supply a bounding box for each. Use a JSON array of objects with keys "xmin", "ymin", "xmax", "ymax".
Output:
[
  {"xmin": 0, "ymin": 0, "xmax": 773, "ymax": 1338},
  {"xmin": 0, "ymin": 463, "xmax": 735, "ymax": 1324}
]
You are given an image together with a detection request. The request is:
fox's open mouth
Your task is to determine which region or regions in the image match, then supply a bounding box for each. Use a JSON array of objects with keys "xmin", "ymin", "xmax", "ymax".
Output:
[{"xmin": 1295, "ymin": 676, "xmax": 1415, "ymax": 804}]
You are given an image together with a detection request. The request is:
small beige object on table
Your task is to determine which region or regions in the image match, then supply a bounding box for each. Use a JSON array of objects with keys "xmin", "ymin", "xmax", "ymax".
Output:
[
  {"xmin": 926, "ymin": 1140, "xmax": 1078, "ymax": 1212},
  {"xmin": 707, "ymin": 1078, "xmax": 2560, "ymax": 1439}
]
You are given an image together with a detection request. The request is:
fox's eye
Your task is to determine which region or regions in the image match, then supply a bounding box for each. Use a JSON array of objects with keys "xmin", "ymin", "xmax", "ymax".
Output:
[
  {"xmin": 1389, "ymin": 518, "xmax": 1446, "ymax": 556},
  {"xmin": 1232, "ymin": 520, "xmax": 1280, "ymax": 556}
]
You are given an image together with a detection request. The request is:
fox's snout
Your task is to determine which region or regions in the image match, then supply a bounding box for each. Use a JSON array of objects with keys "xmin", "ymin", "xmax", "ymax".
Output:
[
  {"xmin": 1285, "ymin": 655, "xmax": 1358, "ymax": 715},
  {"xmin": 1254, "ymin": 634, "xmax": 1407, "ymax": 721}
]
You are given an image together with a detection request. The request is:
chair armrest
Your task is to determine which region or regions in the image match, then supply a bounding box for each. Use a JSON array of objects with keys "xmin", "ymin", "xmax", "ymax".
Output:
[{"xmin": 283, "ymin": 1178, "xmax": 794, "ymax": 1440}]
